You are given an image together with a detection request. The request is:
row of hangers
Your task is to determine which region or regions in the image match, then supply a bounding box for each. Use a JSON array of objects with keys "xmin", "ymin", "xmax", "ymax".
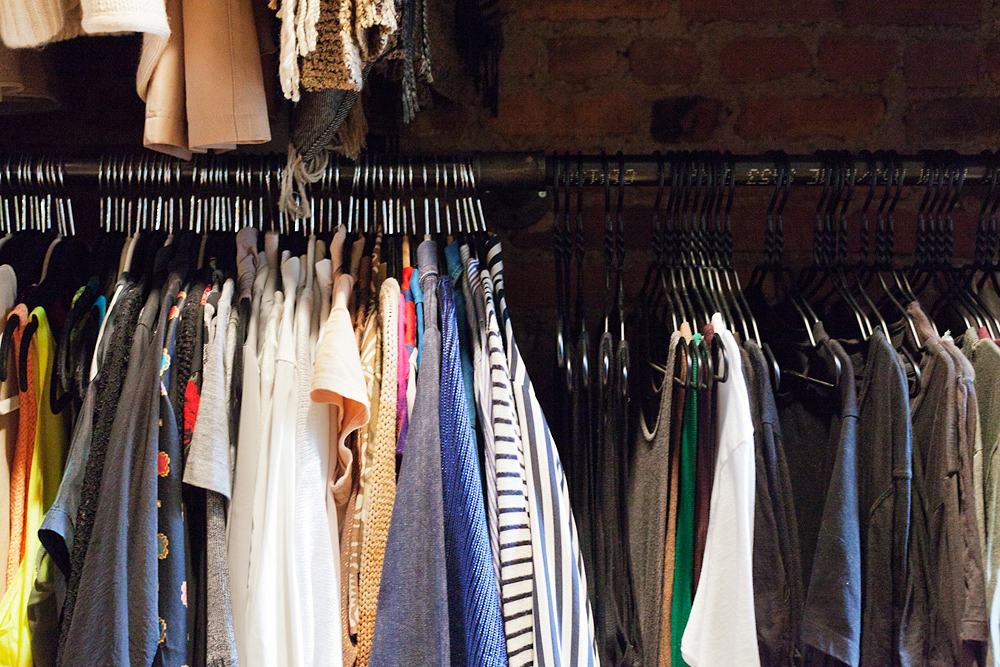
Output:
[
  {"xmin": 0, "ymin": 153, "xmax": 490, "ymax": 236},
  {"xmin": 556, "ymin": 148, "xmax": 1000, "ymax": 419},
  {"xmin": 553, "ymin": 149, "xmax": 734, "ymax": 434},
  {"xmin": 750, "ymin": 149, "xmax": 1000, "ymax": 400},
  {"xmin": 0, "ymin": 152, "xmax": 499, "ymax": 422}
]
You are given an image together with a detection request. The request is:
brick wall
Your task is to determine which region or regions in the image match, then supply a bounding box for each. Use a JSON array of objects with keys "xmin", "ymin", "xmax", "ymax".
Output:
[
  {"xmin": 399, "ymin": 0, "xmax": 1000, "ymax": 153},
  {"xmin": 392, "ymin": 0, "xmax": 1000, "ymax": 400}
]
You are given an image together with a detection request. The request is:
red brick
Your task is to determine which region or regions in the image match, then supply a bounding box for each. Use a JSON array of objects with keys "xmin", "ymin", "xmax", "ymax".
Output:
[
  {"xmin": 845, "ymin": 0, "xmax": 981, "ymax": 26},
  {"xmin": 548, "ymin": 36, "xmax": 624, "ymax": 83},
  {"xmin": 500, "ymin": 23, "xmax": 547, "ymax": 80},
  {"xmin": 904, "ymin": 40, "xmax": 977, "ymax": 88},
  {"xmin": 721, "ymin": 36, "xmax": 811, "ymax": 83},
  {"xmin": 905, "ymin": 98, "xmax": 1000, "ymax": 145},
  {"xmin": 735, "ymin": 95, "xmax": 885, "ymax": 141},
  {"xmin": 981, "ymin": 42, "xmax": 1000, "ymax": 83},
  {"xmin": 514, "ymin": 0, "xmax": 668, "ymax": 20},
  {"xmin": 488, "ymin": 92, "xmax": 643, "ymax": 136},
  {"xmin": 629, "ymin": 39, "xmax": 701, "ymax": 85},
  {"xmin": 650, "ymin": 97, "xmax": 722, "ymax": 143},
  {"xmin": 818, "ymin": 35, "xmax": 898, "ymax": 83},
  {"xmin": 682, "ymin": 0, "xmax": 835, "ymax": 23}
]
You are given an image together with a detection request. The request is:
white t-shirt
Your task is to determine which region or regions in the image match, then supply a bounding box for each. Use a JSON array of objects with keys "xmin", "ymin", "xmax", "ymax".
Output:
[{"xmin": 681, "ymin": 313, "xmax": 760, "ymax": 667}]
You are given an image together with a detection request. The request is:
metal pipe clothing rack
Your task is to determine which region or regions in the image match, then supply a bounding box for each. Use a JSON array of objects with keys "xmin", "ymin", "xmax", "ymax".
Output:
[{"xmin": 37, "ymin": 151, "xmax": 1000, "ymax": 193}]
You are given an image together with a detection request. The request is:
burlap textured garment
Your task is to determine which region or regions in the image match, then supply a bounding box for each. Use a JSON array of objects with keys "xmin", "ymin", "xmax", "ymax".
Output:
[
  {"xmin": 300, "ymin": 0, "xmax": 395, "ymax": 92},
  {"xmin": 355, "ymin": 278, "xmax": 400, "ymax": 667}
]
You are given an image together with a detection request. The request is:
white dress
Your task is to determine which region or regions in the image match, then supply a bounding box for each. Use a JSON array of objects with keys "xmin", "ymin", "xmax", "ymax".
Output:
[
  {"xmin": 246, "ymin": 253, "xmax": 299, "ymax": 666},
  {"xmin": 228, "ymin": 255, "xmax": 268, "ymax": 664},
  {"xmin": 292, "ymin": 238, "xmax": 345, "ymax": 666}
]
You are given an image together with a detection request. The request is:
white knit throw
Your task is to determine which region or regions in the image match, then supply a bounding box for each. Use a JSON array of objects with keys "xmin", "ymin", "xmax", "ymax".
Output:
[
  {"xmin": 0, "ymin": 0, "xmax": 169, "ymax": 101},
  {"xmin": 277, "ymin": 0, "xmax": 322, "ymax": 101}
]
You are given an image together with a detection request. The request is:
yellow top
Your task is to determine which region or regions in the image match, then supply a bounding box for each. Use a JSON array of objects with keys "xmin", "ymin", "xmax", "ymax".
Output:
[{"xmin": 0, "ymin": 307, "xmax": 69, "ymax": 666}]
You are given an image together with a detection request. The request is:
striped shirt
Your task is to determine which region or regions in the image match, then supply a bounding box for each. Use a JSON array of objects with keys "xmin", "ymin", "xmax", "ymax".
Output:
[
  {"xmin": 487, "ymin": 237, "xmax": 601, "ymax": 667},
  {"xmin": 460, "ymin": 244, "xmax": 501, "ymax": 585},
  {"xmin": 481, "ymin": 266, "xmax": 536, "ymax": 666}
]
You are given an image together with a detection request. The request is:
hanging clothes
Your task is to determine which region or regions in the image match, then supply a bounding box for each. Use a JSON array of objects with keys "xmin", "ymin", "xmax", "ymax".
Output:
[
  {"xmin": 902, "ymin": 303, "xmax": 985, "ymax": 667},
  {"xmin": 659, "ymin": 336, "xmax": 687, "ymax": 667},
  {"xmin": 185, "ymin": 278, "xmax": 239, "ymax": 665},
  {"xmin": 249, "ymin": 254, "xmax": 299, "ymax": 665},
  {"xmin": 5, "ymin": 305, "xmax": 35, "ymax": 588},
  {"xmin": 671, "ymin": 331, "xmax": 699, "ymax": 667},
  {"xmin": 692, "ymin": 324, "xmax": 716, "ymax": 591},
  {"xmin": 486, "ymin": 237, "xmax": 601, "ymax": 667},
  {"xmin": 347, "ymin": 246, "xmax": 383, "ymax": 664},
  {"xmin": 628, "ymin": 331, "xmax": 680, "ymax": 667},
  {"xmin": 961, "ymin": 328, "xmax": 1000, "ymax": 667},
  {"xmin": 0, "ymin": 266, "xmax": 17, "ymax": 603},
  {"xmin": 0, "ymin": 308, "xmax": 68, "ymax": 667},
  {"xmin": 57, "ymin": 280, "xmax": 145, "ymax": 664},
  {"xmin": 227, "ymin": 232, "xmax": 265, "ymax": 666},
  {"xmin": 437, "ymin": 274, "xmax": 507, "ymax": 667},
  {"xmin": 459, "ymin": 246, "xmax": 499, "ymax": 584},
  {"xmin": 355, "ymin": 277, "xmax": 399, "ymax": 667},
  {"xmin": 745, "ymin": 339, "xmax": 802, "ymax": 667},
  {"xmin": 156, "ymin": 265, "xmax": 192, "ymax": 667},
  {"xmin": 681, "ymin": 315, "xmax": 759, "ymax": 667},
  {"xmin": 61, "ymin": 285, "xmax": 163, "ymax": 666},
  {"xmin": 369, "ymin": 240, "xmax": 447, "ymax": 667},
  {"xmin": 480, "ymin": 260, "xmax": 536, "ymax": 666},
  {"xmin": 855, "ymin": 329, "xmax": 912, "ymax": 667}
]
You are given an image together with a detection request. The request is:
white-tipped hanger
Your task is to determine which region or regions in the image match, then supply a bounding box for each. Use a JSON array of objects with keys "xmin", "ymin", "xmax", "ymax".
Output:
[{"xmin": 40, "ymin": 156, "xmax": 64, "ymax": 282}]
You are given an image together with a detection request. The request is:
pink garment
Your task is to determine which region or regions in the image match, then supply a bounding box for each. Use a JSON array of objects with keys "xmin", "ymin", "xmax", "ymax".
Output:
[{"xmin": 395, "ymin": 293, "xmax": 409, "ymax": 454}]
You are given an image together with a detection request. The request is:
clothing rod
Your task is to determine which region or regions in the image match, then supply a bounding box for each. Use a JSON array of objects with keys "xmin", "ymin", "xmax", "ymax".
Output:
[{"xmin": 43, "ymin": 151, "xmax": 1000, "ymax": 192}]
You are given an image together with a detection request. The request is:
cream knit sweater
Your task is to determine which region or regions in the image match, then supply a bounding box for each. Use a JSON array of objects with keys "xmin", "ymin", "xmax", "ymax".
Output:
[{"xmin": 0, "ymin": 0, "xmax": 168, "ymax": 97}]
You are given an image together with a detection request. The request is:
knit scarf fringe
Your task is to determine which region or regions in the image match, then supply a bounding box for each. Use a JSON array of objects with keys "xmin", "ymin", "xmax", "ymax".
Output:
[
  {"xmin": 279, "ymin": 143, "xmax": 329, "ymax": 221},
  {"xmin": 277, "ymin": 0, "xmax": 322, "ymax": 100}
]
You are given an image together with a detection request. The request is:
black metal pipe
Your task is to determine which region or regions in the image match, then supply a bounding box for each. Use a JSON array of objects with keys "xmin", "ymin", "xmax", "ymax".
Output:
[{"xmin": 21, "ymin": 151, "xmax": 1000, "ymax": 193}]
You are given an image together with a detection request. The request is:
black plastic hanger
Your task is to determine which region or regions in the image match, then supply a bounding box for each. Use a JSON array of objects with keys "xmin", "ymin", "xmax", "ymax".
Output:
[
  {"xmin": 17, "ymin": 312, "xmax": 37, "ymax": 393},
  {"xmin": 664, "ymin": 153, "xmax": 692, "ymax": 330},
  {"xmin": 866, "ymin": 151, "xmax": 922, "ymax": 348},
  {"xmin": 746, "ymin": 153, "xmax": 841, "ymax": 390},
  {"xmin": 845, "ymin": 151, "xmax": 889, "ymax": 338},
  {"xmin": 808, "ymin": 151, "xmax": 873, "ymax": 343},
  {"xmin": 573, "ymin": 153, "xmax": 590, "ymax": 392},
  {"xmin": 702, "ymin": 153, "xmax": 737, "ymax": 333},
  {"xmin": 554, "ymin": 154, "xmax": 569, "ymax": 384},
  {"xmin": 0, "ymin": 314, "xmax": 20, "ymax": 384},
  {"xmin": 613, "ymin": 152, "xmax": 627, "ymax": 345},
  {"xmin": 675, "ymin": 153, "xmax": 711, "ymax": 331},
  {"xmin": 717, "ymin": 152, "xmax": 760, "ymax": 345}
]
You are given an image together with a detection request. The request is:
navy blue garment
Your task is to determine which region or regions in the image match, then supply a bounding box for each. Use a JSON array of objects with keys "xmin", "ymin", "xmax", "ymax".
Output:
[
  {"xmin": 370, "ymin": 240, "xmax": 449, "ymax": 667},
  {"xmin": 438, "ymin": 277, "xmax": 508, "ymax": 667},
  {"xmin": 156, "ymin": 278, "xmax": 190, "ymax": 667}
]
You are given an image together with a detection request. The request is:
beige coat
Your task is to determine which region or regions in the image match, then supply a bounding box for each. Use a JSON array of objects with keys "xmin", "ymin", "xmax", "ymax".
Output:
[{"xmin": 144, "ymin": 0, "xmax": 270, "ymax": 156}]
